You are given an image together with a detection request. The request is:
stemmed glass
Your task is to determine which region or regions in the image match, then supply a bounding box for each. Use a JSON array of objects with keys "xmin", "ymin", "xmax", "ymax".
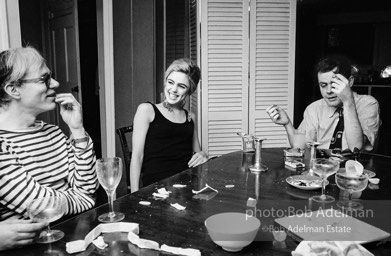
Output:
[
  {"xmin": 27, "ymin": 196, "xmax": 66, "ymax": 243},
  {"xmin": 335, "ymin": 170, "xmax": 369, "ymax": 211},
  {"xmin": 248, "ymin": 137, "xmax": 268, "ymax": 172},
  {"xmin": 310, "ymin": 158, "xmax": 340, "ymax": 203},
  {"xmin": 96, "ymin": 157, "xmax": 125, "ymax": 222}
]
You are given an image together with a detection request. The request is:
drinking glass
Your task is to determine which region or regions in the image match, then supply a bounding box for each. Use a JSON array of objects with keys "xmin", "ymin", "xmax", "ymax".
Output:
[
  {"xmin": 302, "ymin": 141, "xmax": 320, "ymax": 176},
  {"xmin": 96, "ymin": 157, "xmax": 125, "ymax": 222},
  {"xmin": 237, "ymin": 132, "xmax": 255, "ymax": 152},
  {"xmin": 310, "ymin": 158, "xmax": 340, "ymax": 203},
  {"xmin": 335, "ymin": 170, "xmax": 369, "ymax": 211},
  {"xmin": 27, "ymin": 196, "xmax": 66, "ymax": 243}
]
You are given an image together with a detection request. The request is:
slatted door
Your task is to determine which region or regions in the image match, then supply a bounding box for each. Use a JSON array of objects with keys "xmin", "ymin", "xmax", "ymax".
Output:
[
  {"xmin": 199, "ymin": 0, "xmax": 296, "ymax": 156},
  {"xmin": 249, "ymin": 0, "xmax": 296, "ymax": 148},
  {"xmin": 200, "ymin": 0, "xmax": 250, "ymax": 157}
]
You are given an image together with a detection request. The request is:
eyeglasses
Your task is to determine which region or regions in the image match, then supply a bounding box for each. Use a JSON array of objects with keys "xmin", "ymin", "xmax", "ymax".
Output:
[{"xmin": 18, "ymin": 73, "xmax": 52, "ymax": 88}]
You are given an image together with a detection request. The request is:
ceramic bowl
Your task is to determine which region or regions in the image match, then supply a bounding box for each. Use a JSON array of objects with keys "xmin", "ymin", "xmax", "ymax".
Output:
[{"xmin": 205, "ymin": 212, "xmax": 260, "ymax": 252}]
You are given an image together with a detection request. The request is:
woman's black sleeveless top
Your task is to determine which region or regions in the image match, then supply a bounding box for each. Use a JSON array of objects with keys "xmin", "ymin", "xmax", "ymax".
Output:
[{"xmin": 141, "ymin": 102, "xmax": 193, "ymax": 186}]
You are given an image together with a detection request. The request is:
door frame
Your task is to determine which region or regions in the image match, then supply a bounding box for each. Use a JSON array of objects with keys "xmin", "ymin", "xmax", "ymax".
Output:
[
  {"xmin": 1, "ymin": 0, "xmax": 115, "ymax": 157},
  {"xmin": 0, "ymin": 0, "xmax": 21, "ymax": 51},
  {"xmin": 96, "ymin": 0, "xmax": 115, "ymax": 157}
]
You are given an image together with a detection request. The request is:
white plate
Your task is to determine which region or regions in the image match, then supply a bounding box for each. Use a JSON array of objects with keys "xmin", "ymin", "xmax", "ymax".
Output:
[
  {"xmin": 286, "ymin": 175, "xmax": 329, "ymax": 190},
  {"xmin": 339, "ymin": 168, "xmax": 376, "ymax": 178}
]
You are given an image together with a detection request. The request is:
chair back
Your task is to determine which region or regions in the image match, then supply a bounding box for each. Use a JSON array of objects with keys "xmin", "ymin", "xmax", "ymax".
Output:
[{"xmin": 116, "ymin": 125, "xmax": 133, "ymax": 194}]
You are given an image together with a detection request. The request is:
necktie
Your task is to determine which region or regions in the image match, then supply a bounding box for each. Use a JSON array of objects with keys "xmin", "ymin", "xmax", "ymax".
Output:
[{"xmin": 329, "ymin": 108, "xmax": 344, "ymax": 149}]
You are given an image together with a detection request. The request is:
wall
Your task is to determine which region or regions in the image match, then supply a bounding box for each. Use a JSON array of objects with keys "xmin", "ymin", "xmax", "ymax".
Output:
[
  {"xmin": 112, "ymin": 0, "xmax": 156, "ymax": 194},
  {"xmin": 113, "ymin": 0, "xmax": 155, "ymax": 152}
]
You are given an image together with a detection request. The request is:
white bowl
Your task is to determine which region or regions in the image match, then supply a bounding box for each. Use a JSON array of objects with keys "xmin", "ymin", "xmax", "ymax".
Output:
[{"xmin": 205, "ymin": 212, "xmax": 260, "ymax": 252}]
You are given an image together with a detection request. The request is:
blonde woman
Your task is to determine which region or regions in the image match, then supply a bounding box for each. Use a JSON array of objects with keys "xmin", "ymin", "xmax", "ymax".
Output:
[{"xmin": 130, "ymin": 59, "xmax": 208, "ymax": 192}]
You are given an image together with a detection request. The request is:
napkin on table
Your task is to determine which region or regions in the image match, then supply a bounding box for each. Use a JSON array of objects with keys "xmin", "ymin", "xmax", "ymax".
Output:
[{"xmin": 292, "ymin": 241, "xmax": 373, "ymax": 256}]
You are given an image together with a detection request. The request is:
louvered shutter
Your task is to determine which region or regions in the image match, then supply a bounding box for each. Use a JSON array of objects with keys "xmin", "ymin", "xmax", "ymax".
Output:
[
  {"xmin": 189, "ymin": 0, "xmax": 200, "ymax": 135},
  {"xmin": 249, "ymin": 0, "xmax": 296, "ymax": 148},
  {"xmin": 200, "ymin": 0, "xmax": 250, "ymax": 157}
]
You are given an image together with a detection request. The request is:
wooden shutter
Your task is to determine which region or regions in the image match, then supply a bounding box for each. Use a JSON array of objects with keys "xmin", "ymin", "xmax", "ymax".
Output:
[
  {"xmin": 189, "ymin": 0, "xmax": 199, "ymax": 136},
  {"xmin": 200, "ymin": 0, "xmax": 250, "ymax": 157},
  {"xmin": 249, "ymin": 0, "xmax": 296, "ymax": 148}
]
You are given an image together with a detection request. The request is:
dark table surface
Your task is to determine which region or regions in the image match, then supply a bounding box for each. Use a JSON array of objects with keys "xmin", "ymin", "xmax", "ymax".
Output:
[{"xmin": 4, "ymin": 148, "xmax": 391, "ymax": 255}]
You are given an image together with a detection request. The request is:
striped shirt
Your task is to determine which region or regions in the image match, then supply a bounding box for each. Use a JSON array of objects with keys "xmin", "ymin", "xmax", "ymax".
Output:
[{"xmin": 0, "ymin": 121, "xmax": 98, "ymax": 220}]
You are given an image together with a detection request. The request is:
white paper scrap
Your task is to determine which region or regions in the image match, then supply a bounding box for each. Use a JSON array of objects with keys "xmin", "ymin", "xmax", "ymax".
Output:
[
  {"xmin": 65, "ymin": 222, "xmax": 139, "ymax": 254},
  {"xmin": 66, "ymin": 240, "xmax": 86, "ymax": 254},
  {"xmin": 92, "ymin": 236, "xmax": 108, "ymax": 249},
  {"xmin": 101, "ymin": 222, "xmax": 139, "ymax": 234},
  {"xmin": 247, "ymin": 197, "xmax": 257, "ymax": 207},
  {"xmin": 170, "ymin": 203, "xmax": 186, "ymax": 211},
  {"xmin": 152, "ymin": 192, "xmax": 169, "ymax": 199},
  {"xmin": 157, "ymin": 188, "xmax": 171, "ymax": 195},
  {"xmin": 173, "ymin": 184, "xmax": 187, "ymax": 188},
  {"xmin": 369, "ymin": 178, "xmax": 380, "ymax": 184},
  {"xmin": 161, "ymin": 244, "xmax": 201, "ymax": 256},
  {"xmin": 127, "ymin": 231, "xmax": 140, "ymax": 245},
  {"xmin": 192, "ymin": 183, "xmax": 218, "ymax": 194},
  {"xmin": 225, "ymin": 184, "xmax": 234, "ymax": 188},
  {"xmin": 127, "ymin": 231, "xmax": 160, "ymax": 251},
  {"xmin": 139, "ymin": 201, "xmax": 151, "ymax": 206}
]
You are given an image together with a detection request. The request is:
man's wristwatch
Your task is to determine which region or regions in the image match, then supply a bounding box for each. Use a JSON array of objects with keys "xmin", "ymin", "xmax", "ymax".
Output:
[{"xmin": 74, "ymin": 137, "xmax": 89, "ymax": 144}]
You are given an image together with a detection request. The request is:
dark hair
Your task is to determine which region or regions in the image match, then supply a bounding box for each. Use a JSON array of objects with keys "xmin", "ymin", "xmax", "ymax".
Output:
[
  {"xmin": 316, "ymin": 55, "xmax": 354, "ymax": 79},
  {"xmin": 0, "ymin": 46, "xmax": 46, "ymax": 107},
  {"xmin": 164, "ymin": 58, "xmax": 201, "ymax": 96}
]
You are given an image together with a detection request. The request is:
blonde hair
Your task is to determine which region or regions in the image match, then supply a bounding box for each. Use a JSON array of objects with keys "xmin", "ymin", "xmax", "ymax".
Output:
[
  {"xmin": 164, "ymin": 58, "xmax": 200, "ymax": 96},
  {"xmin": 0, "ymin": 46, "xmax": 46, "ymax": 106}
]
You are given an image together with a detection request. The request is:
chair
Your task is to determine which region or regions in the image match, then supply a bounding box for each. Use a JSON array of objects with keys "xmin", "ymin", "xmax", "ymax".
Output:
[{"xmin": 116, "ymin": 125, "xmax": 133, "ymax": 194}]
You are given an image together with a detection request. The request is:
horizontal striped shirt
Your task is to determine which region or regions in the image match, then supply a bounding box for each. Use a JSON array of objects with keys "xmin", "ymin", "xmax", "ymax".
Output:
[{"xmin": 0, "ymin": 121, "xmax": 98, "ymax": 220}]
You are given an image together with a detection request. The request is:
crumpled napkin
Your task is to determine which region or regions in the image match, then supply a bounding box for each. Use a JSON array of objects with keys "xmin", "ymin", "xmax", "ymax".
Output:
[
  {"xmin": 152, "ymin": 187, "xmax": 172, "ymax": 199},
  {"xmin": 291, "ymin": 241, "xmax": 373, "ymax": 256}
]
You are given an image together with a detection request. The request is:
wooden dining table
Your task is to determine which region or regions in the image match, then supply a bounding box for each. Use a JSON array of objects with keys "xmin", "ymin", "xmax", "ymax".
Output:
[{"xmin": 4, "ymin": 148, "xmax": 391, "ymax": 256}]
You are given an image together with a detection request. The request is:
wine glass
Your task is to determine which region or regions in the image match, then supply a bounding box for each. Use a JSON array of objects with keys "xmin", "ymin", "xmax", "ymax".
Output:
[
  {"xmin": 310, "ymin": 158, "xmax": 340, "ymax": 203},
  {"xmin": 335, "ymin": 170, "xmax": 369, "ymax": 211},
  {"xmin": 27, "ymin": 196, "xmax": 66, "ymax": 243},
  {"xmin": 96, "ymin": 157, "xmax": 125, "ymax": 222}
]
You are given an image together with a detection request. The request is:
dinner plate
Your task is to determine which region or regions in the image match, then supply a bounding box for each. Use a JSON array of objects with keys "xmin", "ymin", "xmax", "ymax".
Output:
[
  {"xmin": 286, "ymin": 175, "xmax": 329, "ymax": 190},
  {"xmin": 338, "ymin": 168, "xmax": 376, "ymax": 178}
]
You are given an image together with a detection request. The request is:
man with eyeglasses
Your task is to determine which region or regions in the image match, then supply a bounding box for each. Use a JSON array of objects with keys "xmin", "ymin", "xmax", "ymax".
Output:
[
  {"xmin": 266, "ymin": 55, "xmax": 380, "ymax": 152},
  {"xmin": 0, "ymin": 46, "xmax": 98, "ymax": 249}
]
